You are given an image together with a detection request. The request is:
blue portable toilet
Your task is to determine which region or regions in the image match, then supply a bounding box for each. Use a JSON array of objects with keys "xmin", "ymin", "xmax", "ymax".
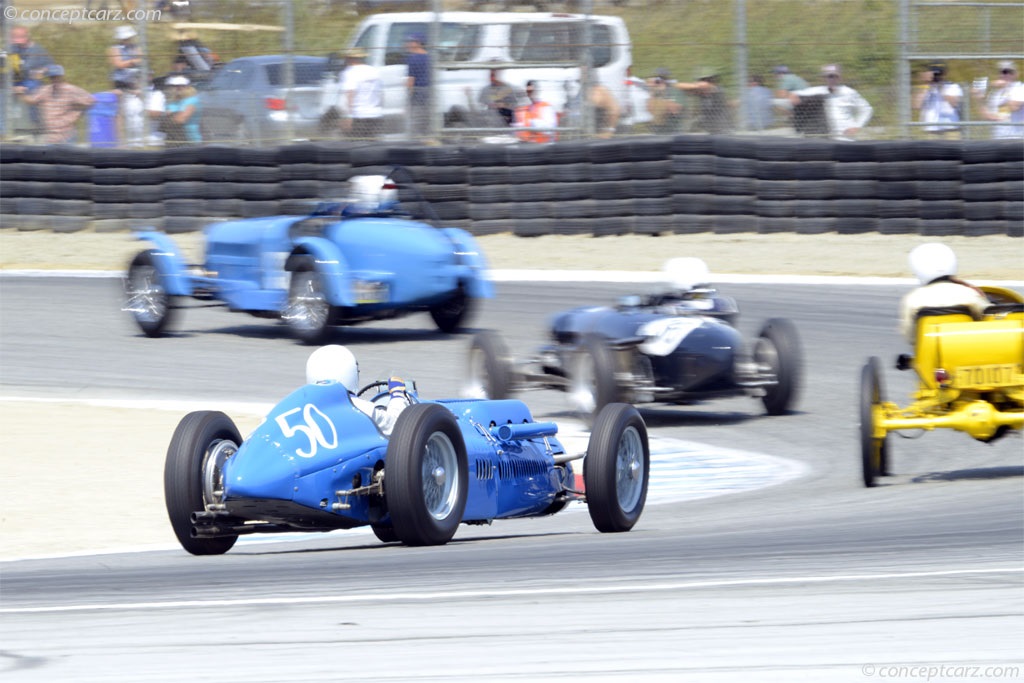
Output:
[{"xmin": 89, "ymin": 92, "xmax": 119, "ymax": 148}]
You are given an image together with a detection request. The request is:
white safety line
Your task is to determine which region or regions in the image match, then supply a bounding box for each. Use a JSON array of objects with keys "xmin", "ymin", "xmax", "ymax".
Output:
[
  {"xmin": 2, "ymin": 268, "xmax": 1021, "ymax": 286},
  {"xmin": 2, "ymin": 567, "xmax": 1020, "ymax": 615}
]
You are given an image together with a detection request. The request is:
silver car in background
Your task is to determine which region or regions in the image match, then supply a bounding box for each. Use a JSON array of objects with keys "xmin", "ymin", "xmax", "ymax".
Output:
[{"xmin": 198, "ymin": 55, "xmax": 328, "ymax": 145}]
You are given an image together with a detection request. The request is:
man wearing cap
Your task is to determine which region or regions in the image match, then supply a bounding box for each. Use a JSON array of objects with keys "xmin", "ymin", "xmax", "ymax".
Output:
[
  {"xmin": 645, "ymin": 67, "xmax": 684, "ymax": 134},
  {"xmin": 790, "ymin": 64, "xmax": 873, "ymax": 140},
  {"xmin": 513, "ymin": 80, "xmax": 557, "ymax": 143},
  {"xmin": 771, "ymin": 65, "xmax": 807, "ymax": 123},
  {"xmin": 912, "ymin": 63, "xmax": 963, "ymax": 138},
  {"xmin": 673, "ymin": 67, "xmax": 732, "ymax": 134},
  {"xmin": 339, "ymin": 47, "xmax": 383, "ymax": 140},
  {"xmin": 404, "ymin": 32, "xmax": 432, "ymax": 140},
  {"xmin": 108, "ymin": 26, "xmax": 143, "ymax": 91},
  {"xmin": 975, "ymin": 61, "xmax": 1024, "ymax": 139},
  {"xmin": 8, "ymin": 26, "xmax": 55, "ymax": 137},
  {"xmin": 162, "ymin": 75, "xmax": 201, "ymax": 145},
  {"xmin": 14, "ymin": 64, "xmax": 95, "ymax": 143}
]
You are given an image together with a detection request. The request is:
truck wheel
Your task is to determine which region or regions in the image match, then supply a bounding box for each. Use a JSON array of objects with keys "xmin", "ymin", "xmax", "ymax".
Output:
[
  {"xmin": 584, "ymin": 403, "xmax": 649, "ymax": 533},
  {"xmin": 756, "ymin": 318, "xmax": 803, "ymax": 415},
  {"xmin": 467, "ymin": 330, "xmax": 512, "ymax": 399},
  {"xmin": 164, "ymin": 411, "xmax": 240, "ymax": 555},
  {"xmin": 860, "ymin": 356, "xmax": 890, "ymax": 487},
  {"xmin": 284, "ymin": 257, "xmax": 332, "ymax": 344},
  {"xmin": 124, "ymin": 250, "xmax": 176, "ymax": 337},
  {"xmin": 570, "ymin": 335, "xmax": 620, "ymax": 421},
  {"xmin": 385, "ymin": 404, "xmax": 468, "ymax": 546}
]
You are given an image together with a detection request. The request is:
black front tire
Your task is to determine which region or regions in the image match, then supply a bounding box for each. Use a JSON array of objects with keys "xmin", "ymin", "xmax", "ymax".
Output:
[
  {"xmin": 467, "ymin": 330, "xmax": 512, "ymax": 399},
  {"xmin": 284, "ymin": 257, "xmax": 333, "ymax": 345},
  {"xmin": 757, "ymin": 318, "xmax": 803, "ymax": 415},
  {"xmin": 570, "ymin": 335, "xmax": 621, "ymax": 421},
  {"xmin": 164, "ymin": 411, "xmax": 241, "ymax": 555},
  {"xmin": 371, "ymin": 523, "xmax": 399, "ymax": 544},
  {"xmin": 125, "ymin": 250, "xmax": 176, "ymax": 337},
  {"xmin": 584, "ymin": 403, "xmax": 650, "ymax": 533},
  {"xmin": 859, "ymin": 356, "xmax": 889, "ymax": 487},
  {"xmin": 385, "ymin": 404, "xmax": 469, "ymax": 546}
]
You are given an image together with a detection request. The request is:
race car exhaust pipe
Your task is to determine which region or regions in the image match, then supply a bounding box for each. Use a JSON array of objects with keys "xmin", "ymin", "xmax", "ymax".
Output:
[{"xmin": 490, "ymin": 422, "xmax": 559, "ymax": 441}]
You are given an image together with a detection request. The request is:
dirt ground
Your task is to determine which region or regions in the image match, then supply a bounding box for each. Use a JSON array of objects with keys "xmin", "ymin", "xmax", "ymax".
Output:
[
  {"xmin": 0, "ymin": 229, "xmax": 1022, "ymax": 278},
  {"xmin": 0, "ymin": 229, "xmax": 1021, "ymax": 560}
]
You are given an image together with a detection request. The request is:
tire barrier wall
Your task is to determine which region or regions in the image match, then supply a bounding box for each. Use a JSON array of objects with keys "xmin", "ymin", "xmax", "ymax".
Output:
[{"xmin": 0, "ymin": 136, "xmax": 1021, "ymax": 237}]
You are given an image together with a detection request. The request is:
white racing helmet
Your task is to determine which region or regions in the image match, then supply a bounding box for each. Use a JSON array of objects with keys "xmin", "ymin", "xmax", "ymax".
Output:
[
  {"xmin": 346, "ymin": 175, "xmax": 398, "ymax": 213},
  {"xmin": 306, "ymin": 345, "xmax": 359, "ymax": 392},
  {"xmin": 663, "ymin": 257, "xmax": 711, "ymax": 292},
  {"xmin": 909, "ymin": 242, "xmax": 957, "ymax": 285}
]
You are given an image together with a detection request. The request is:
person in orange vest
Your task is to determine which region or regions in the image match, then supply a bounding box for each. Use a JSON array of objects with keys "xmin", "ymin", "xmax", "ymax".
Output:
[{"xmin": 513, "ymin": 80, "xmax": 557, "ymax": 143}]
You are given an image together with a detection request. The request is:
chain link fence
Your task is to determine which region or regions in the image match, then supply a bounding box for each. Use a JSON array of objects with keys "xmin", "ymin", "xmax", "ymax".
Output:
[{"xmin": 1, "ymin": 0, "xmax": 1022, "ymax": 146}]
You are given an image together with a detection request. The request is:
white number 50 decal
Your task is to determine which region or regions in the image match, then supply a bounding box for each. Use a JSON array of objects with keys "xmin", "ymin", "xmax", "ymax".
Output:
[{"xmin": 275, "ymin": 404, "xmax": 338, "ymax": 458}]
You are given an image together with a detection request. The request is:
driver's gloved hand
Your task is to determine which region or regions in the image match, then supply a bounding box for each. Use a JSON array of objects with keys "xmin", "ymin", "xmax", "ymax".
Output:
[{"xmin": 388, "ymin": 376, "xmax": 407, "ymax": 398}]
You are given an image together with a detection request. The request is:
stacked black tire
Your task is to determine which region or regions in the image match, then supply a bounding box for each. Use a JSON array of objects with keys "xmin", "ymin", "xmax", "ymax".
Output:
[{"xmin": 1, "ymin": 137, "xmax": 1021, "ymax": 237}]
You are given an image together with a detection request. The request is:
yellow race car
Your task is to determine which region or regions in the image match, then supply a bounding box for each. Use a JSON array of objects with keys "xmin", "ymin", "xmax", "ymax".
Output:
[{"xmin": 860, "ymin": 285, "xmax": 1024, "ymax": 487}]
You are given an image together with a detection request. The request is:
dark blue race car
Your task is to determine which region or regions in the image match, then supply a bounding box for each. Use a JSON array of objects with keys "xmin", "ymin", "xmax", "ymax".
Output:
[
  {"xmin": 165, "ymin": 354, "xmax": 651, "ymax": 554},
  {"xmin": 123, "ymin": 172, "xmax": 492, "ymax": 343},
  {"xmin": 466, "ymin": 258, "xmax": 803, "ymax": 420}
]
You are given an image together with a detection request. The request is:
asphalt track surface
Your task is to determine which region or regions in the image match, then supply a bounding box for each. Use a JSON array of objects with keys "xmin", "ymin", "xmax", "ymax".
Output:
[{"xmin": 1, "ymin": 277, "xmax": 1022, "ymax": 682}]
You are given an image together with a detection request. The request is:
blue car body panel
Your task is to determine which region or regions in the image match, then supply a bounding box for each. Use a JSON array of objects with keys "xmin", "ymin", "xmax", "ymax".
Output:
[{"xmin": 221, "ymin": 384, "xmax": 572, "ymax": 527}]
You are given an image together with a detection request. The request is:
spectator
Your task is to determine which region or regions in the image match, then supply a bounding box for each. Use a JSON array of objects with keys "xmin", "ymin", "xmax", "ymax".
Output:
[
  {"xmin": 513, "ymin": 80, "xmax": 557, "ymax": 143},
  {"xmin": 115, "ymin": 73, "xmax": 146, "ymax": 148},
  {"xmin": 404, "ymin": 32, "xmax": 431, "ymax": 140},
  {"xmin": 108, "ymin": 26, "xmax": 143, "ymax": 91},
  {"xmin": 790, "ymin": 64, "xmax": 873, "ymax": 140},
  {"xmin": 975, "ymin": 61, "xmax": 1024, "ymax": 139},
  {"xmin": 470, "ymin": 61, "xmax": 520, "ymax": 126},
  {"xmin": 742, "ymin": 74, "xmax": 774, "ymax": 131},
  {"xmin": 899, "ymin": 243, "xmax": 989, "ymax": 344},
  {"xmin": 14, "ymin": 64, "xmax": 95, "ymax": 143},
  {"xmin": 339, "ymin": 47, "xmax": 383, "ymax": 140},
  {"xmin": 144, "ymin": 74, "xmax": 168, "ymax": 146},
  {"xmin": 674, "ymin": 66, "xmax": 733, "ymax": 134},
  {"xmin": 161, "ymin": 75, "xmax": 201, "ymax": 146},
  {"xmin": 9, "ymin": 26, "xmax": 54, "ymax": 87},
  {"xmin": 620, "ymin": 65, "xmax": 653, "ymax": 133},
  {"xmin": 912, "ymin": 63, "xmax": 963, "ymax": 138},
  {"xmin": 771, "ymin": 64, "xmax": 806, "ymax": 122},
  {"xmin": 564, "ymin": 64, "xmax": 620, "ymax": 138},
  {"xmin": 645, "ymin": 67, "xmax": 685, "ymax": 134},
  {"xmin": 8, "ymin": 26, "xmax": 54, "ymax": 137}
]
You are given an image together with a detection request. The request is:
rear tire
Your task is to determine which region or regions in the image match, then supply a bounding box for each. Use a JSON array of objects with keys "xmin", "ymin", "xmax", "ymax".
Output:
[
  {"xmin": 860, "ymin": 356, "xmax": 889, "ymax": 487},
  {"xmin": 385, "ymin": 404, "xmax": 468, "ymax": 546},
  {"xmin": 164, "ymin": 411, "xmax": 241, "ymax": 555},
  {"xmin": 756, "ymin": 318, "xmax": 803, "ymax": 415},
  {"xmin": 467, "ymin": 330, "xmax": 512, "ymax": 399},
  {"xmin": 430, "ymin": 287, "xmax": 474, "ymax": 333},
  {"xmin": 584, "ymin": 403, "xmax": 649, "ymax": 533},
  {"xmin": 124, "ymin": 250, "xmax": 175, "ymax": 337}
]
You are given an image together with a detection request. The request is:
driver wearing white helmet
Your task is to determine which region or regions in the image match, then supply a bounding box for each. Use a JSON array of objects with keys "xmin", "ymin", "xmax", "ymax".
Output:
[
  {"xmin": 899, "ymin": 242, "xmax": 990, "ymax": 343},
  {"xmin": 655, "ymin": 257, "xmax": 738, "ymax": 321},
  {"xmin": 305, "ymin": 345, "xmax": 411, "ymax": 436}
]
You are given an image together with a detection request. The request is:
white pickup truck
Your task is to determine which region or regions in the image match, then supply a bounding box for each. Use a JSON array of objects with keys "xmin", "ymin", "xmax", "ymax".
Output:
[{"xmin": 322, "ymin": 11, "xmax": 633, "ymax": 133}]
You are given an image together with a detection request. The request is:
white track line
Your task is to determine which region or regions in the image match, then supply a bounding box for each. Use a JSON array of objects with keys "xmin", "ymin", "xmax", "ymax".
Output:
[{"xmin": 3, "ymin": 567, "xmax": 1020, "ymax": 614}]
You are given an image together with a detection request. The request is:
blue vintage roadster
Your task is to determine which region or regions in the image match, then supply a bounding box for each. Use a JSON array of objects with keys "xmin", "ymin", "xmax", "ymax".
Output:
[
  {"xmin": 123, "ymin": 173, "xmax": 492, "ymax": 343},
  {"xmin": 165, "ymin": 359, "xmax": 651, "ymax": 553}
]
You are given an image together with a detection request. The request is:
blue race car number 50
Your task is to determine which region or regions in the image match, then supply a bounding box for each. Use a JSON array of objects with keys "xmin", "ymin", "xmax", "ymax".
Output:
[{"xmin": 275, "ymin": 404, "xmax": 338, "ymax": 458}]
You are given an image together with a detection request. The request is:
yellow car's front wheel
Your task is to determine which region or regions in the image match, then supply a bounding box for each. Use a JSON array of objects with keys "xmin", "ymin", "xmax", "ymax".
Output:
[{"xmin": 859, "ymin": 356, "xmax": 890, "ymax": 487}]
